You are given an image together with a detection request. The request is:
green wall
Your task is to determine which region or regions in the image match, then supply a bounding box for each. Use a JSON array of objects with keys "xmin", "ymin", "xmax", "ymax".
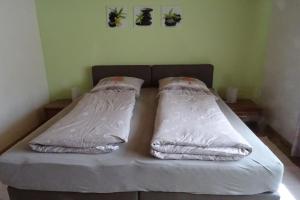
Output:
[{"xmin": 35, "ymin": 0, "xmax": 272, "ymax": 100}]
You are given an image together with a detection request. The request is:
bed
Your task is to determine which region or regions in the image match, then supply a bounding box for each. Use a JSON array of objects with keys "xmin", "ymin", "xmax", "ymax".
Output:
[{"xmin": 0, "ymin": 65, "xmax": 283, "ymax": 200}]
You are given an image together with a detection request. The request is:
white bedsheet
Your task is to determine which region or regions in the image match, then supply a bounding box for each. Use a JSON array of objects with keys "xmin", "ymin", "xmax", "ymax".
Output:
[
  {"xmin": 30, "ymin": 89, "xmax": 136, "ymax": 153},
  {"xmin": 152, "ymin": 90, "xmax": 252, "ymax": 160}
]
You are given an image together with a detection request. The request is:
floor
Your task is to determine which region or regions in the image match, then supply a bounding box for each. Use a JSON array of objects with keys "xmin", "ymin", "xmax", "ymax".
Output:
[{"xmin": 0, "ymin": 137, "xmax": 300, "ymax": 200}]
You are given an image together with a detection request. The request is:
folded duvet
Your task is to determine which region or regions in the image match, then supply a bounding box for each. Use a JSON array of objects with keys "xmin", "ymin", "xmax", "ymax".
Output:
[
  {"xmin": 151, "ymin": 89, "xmax": 252, "ymax": 161},
  {"xmin": 30, "ymin": 90, "xmax": 136, "ymax": 153}
]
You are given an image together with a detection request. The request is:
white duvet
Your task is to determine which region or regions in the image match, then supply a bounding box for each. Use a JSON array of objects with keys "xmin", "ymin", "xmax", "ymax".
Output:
[
  {"xmin": 151, "ymin": 89, "xmax": 252, "ymax": 160},
  {"xmin": 30, "ymin": 89, "xmax": 136, "ymax": 154}
]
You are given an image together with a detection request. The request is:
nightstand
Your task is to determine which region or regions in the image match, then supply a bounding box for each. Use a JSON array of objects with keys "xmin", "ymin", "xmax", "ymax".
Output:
[
  {"xmin": 44, "ymin": 99, "xmax": 72, "ymax": 121},
  {"xmin": 226, "ymin": 99, "xmax": 263, "ymax": 132}
]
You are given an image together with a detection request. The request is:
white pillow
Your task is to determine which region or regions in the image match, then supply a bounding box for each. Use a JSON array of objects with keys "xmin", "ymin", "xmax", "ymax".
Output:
[
  {"xmin": 92, "ymin": 76, "xmax": 144, "ymax": 97},
  {"xmin": 159, "ymin": 77, "xmax": 209, "ymax": 92}
]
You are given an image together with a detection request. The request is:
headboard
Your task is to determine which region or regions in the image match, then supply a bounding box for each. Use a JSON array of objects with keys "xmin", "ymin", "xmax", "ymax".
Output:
[
  {"xmin": 92, "ymin": 64, "xmax": 214, "ymax": 88},
  {"xmin": 151, "ymin": 64, "xmax": 214, "ymax": 88},
  {"xmin": 92, "ymin": 65, "xmax": 151, "ymax": 87}
]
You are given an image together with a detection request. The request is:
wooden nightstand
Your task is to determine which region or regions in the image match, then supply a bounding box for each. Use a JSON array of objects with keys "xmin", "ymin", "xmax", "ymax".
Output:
[
  {"xmin": 44, "ymin": 99, "xmax": 72, "ymax": 121},
  {"xmin": 226, "ymin": 99, "xmax": 263, "ymax": 132}
]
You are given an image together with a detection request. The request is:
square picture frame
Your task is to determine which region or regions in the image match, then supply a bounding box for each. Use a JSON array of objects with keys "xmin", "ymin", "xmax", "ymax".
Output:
[
  {"xmin": 161, "ymin": 6, "xmax": 182, "ymax": 27},
  {"xmin": 107, "ymin": 6, "xmax": 128, "ymax": 28},
  {"xmin": 134, "ymin": 6, "xmax": 154, "ymax": 28}
]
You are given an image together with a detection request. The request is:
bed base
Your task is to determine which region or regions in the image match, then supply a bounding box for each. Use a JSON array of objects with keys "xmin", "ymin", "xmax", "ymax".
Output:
[{"xmin": 8, "ymin": 187, "xmax": 280, "ymax": 200}]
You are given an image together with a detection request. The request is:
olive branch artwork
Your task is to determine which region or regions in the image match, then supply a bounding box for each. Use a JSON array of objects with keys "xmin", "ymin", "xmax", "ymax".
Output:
[
  {"xmin": 107, "ymin": 7, "xmax": 127, "ymax": 28},
  {"xmin": 135, "ymin": 7, "xmax": 153, "ymax": 26},
  {"xmin": 162, "ymin": 7, "xmax": 182, "ymax": 27},
  {"xmin": 106, "ymin": 6, "xmax": 183, "ymax": 29}
]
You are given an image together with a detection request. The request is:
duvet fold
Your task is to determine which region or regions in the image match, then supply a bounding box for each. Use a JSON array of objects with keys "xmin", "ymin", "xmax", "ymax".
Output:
[
  {"xmin": 29, "ymin": 89, "xmax": 136, "ymax": 154},
  {"xmin": 151, "ymin": 89, "xmax": 252, "ymax": 160}
]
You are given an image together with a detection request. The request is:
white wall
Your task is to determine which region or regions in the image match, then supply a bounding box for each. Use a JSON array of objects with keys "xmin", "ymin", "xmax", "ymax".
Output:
[
  {"xmin": 262, "ymin": 0, "xmax": 300, "ymax": 144},
  {"xmin": 0, "ymin": 0, "xmax": 49, "ymax": 152}
]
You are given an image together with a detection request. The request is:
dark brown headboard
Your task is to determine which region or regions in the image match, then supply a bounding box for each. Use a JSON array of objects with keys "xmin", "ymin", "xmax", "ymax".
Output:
[
  {"xmin": 151, "ymin": 64, "xmax": 214, "ymax": 88},
  {"xmin": 92, "ymin": 64, "xmax": 214, "ymax": 88},
  {"xmin": 92, "ymin": 65, "xmax": 151, "ymax": 87}
]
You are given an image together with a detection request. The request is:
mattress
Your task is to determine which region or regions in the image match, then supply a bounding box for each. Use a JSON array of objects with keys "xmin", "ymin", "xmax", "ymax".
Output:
[{"xmin": 0, "ymin": 88, "xmax": 283, "ymax": 195}]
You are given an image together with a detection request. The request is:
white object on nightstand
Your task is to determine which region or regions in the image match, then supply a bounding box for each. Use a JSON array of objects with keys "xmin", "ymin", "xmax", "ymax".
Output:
[
  {"xmin": 71, "ymin": 87, "xmax": 81, "ymax": 101},
  {"xmin": 226, "ymin": 87, "xmax": 238, "ymax": 103}
]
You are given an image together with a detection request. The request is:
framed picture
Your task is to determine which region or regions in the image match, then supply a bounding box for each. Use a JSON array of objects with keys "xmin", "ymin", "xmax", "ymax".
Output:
[
  {"xmin": 161, "ymin": 6, "xmax": 182, "ymax": 27},
  {"xmin": 134, "ymin": 6, "xmax": 154, "ymax": 27},
  {"xmin": 107, "ymin": 6, "xmax": 128, "ymax": 28}
]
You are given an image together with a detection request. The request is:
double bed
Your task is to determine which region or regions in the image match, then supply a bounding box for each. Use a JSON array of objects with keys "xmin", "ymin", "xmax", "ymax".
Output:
[{"xmin": 0, "ymin": 65, "xmax": 283, "ymax": 200}]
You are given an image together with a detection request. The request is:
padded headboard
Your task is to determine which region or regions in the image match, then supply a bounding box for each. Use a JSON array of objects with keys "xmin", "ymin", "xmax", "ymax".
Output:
[
  {"xmin": 151, "ymin": 64, "xmax": 214, "ymax": 88},
  {"xmin": 92, "ymin": 65, "xmax": 151, "ymax": 87},
  {"xmin": 92, "ymin": 64, "xmax": 214, "ymax": 88}
]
